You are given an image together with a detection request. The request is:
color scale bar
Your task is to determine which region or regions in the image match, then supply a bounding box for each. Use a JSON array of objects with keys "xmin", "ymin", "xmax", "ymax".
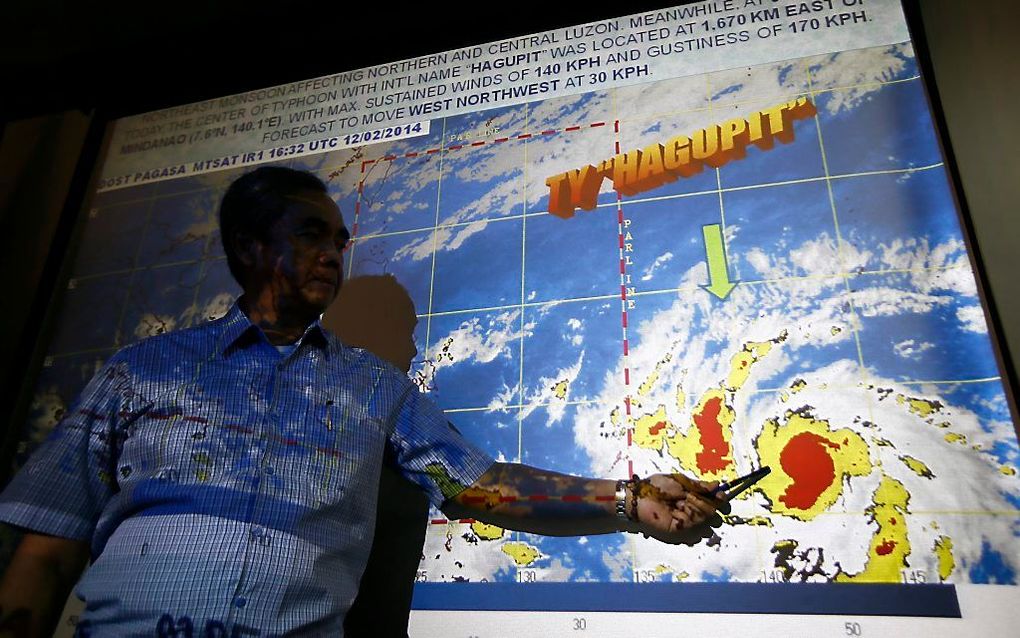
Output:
[{"xmin": 412, "ymin": 583, "xmax": 960, "ymax": 618}]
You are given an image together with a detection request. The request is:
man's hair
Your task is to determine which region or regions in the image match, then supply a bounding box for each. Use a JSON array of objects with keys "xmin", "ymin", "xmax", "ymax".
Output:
[{"xmin": 219, "ymin": 166, "xmax": 328, "ymax": 283}]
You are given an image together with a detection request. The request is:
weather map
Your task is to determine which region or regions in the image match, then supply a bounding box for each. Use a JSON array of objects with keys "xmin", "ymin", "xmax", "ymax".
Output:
[
  {"xmin": 5, "ymin": 18, "xmax": 1019, "ymax": 620},
  {"xmin": 326, "ymin": 41, "xmax": 1020, "ymax": 588}
]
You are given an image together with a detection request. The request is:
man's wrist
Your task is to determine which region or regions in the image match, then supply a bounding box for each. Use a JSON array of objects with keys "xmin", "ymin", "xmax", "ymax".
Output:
[{"xmin": 615, "ymin": 476, "xmax": 641, "ymax": 532}]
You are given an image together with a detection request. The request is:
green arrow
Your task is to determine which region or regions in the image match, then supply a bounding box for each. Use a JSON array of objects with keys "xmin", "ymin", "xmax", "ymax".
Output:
[{"xmin": 701, "ymin": 223, "xmax": 737, "ymax": 300}]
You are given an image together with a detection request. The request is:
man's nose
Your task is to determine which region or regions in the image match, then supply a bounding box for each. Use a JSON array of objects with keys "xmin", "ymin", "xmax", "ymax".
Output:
[{"xmin": 319, "ymin": 242, "xmax": 342, "ymax": 266}]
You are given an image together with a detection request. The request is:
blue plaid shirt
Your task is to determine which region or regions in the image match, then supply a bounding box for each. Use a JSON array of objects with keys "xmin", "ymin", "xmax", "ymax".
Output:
[{"xmin": 0, "ymin": 301, "xmax": 494, "ymax": 636}]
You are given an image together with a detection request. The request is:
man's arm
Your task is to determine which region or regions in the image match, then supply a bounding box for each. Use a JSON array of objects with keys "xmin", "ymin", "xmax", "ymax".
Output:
[
  {"xmin": 0, "ymin": 532, "xmax": 88, "ymax": 638},
  {"xmin": 443, "ymin": 462, "xmax": 723, "ymax": 538}
]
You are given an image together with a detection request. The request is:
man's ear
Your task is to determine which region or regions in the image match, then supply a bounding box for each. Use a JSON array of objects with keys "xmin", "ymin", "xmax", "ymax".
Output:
[{"xmin": 233, "ymin": 230, "xmax": 260, "ymax": 271}]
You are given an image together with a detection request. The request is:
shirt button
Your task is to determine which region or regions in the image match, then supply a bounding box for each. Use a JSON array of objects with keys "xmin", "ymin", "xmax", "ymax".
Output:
[
  {"xmin": 234, "ymin": 596, "xmax": 247, "ymax": 608},
  {"xmin": 251, "ymin": 526, "xmax": 263, "ymax": 537},
  {"xmin": 264, "ymin": 466, "xmax": 274, "ymax": 476}
]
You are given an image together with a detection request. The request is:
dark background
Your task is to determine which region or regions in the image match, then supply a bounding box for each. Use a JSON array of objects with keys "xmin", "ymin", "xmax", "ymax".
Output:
[{"xmin": 1, "ymin": 0, "xmax": 1018, "ymax": 482}]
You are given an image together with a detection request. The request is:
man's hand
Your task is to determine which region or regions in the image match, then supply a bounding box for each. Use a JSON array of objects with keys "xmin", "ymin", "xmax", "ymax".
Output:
[
  {"xmin": 0, "ymin": 532, "xmax": 88, "ymax": 638},
  {"xmin": 630, "ymin": 473, "xmax": 727, "ymax": 536}
]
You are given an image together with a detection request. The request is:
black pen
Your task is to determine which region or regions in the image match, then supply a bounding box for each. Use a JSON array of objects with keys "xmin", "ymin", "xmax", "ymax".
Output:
[{"xmin": 710, "ymin": 466, "xmax": 771, "ymax": 499}]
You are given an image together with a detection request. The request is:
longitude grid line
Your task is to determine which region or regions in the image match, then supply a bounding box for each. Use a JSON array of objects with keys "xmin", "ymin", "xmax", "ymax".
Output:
[
  {"xmin": 111, "ymin": 194, "xmax": 159, "ymax": 349},
  {"xmin": 707, "ymin": 67, "xmax": 767, "ymax": 581},
  {"xmin": 183, "ymin": 187, "xmax": 227, "ymax": 329},
  {"xmin": 514, "ymin": 104, "xmax": 531, "ymax": 554},
  {"xmin": 341, "ymin": 159, "xmax": 364, "ymax": 284},
  {"xmin": 423, "ymin": 118, "xmax": 448, "ymax": 369},
  {"xmin": 805, "ymin": 62, "xmax": 882, "ymax": 464},
  {"xmin": 608, "ymin": 86, "xmax": 641, "ymax": 585}
]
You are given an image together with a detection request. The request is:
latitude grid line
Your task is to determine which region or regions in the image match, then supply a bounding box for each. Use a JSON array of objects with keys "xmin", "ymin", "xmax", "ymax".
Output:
[
  {"xmin": 341, "ymin": 160, "xmax": 944, "ymax": 245},
  {"xmin": 47, "ymin": 104, "xmax": 1003, "ymax": 430},
  {"xmin": 81, "ymin": 73, "xmax": 926, "ymax": 213},
  {"xmin": 46, "ymin": 257, "xmax": 974, "ymax": 362}
]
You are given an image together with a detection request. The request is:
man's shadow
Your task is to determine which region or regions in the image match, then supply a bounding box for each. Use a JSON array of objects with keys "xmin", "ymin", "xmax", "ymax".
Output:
[{"xmin": 322, "ymin": 275, "xmax": 429, "ymax": 638}]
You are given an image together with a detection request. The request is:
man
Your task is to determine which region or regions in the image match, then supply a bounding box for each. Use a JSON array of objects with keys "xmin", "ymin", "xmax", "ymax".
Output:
[
  {"xmin": 322, "ymin": 274, "xmax": 430, "ymax": 638},
  {"xmin": 0, "ymin": 167, "xmax": 724, "ymax": 636}
]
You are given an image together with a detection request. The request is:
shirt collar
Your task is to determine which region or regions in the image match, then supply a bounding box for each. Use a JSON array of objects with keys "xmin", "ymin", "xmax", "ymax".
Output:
[{"xmin": 218, "ymin": 298, "xmax": 330, "ymax": 358}]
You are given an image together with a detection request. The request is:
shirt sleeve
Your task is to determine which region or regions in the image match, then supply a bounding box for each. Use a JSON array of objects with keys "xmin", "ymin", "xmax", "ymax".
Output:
[
  {"xmin": 387, "ymin": 384, "xmax": 495, "ymax": 508},
  {"xmin": 0, "ymin": 351, "xmax": 137, "ymax": 541}
]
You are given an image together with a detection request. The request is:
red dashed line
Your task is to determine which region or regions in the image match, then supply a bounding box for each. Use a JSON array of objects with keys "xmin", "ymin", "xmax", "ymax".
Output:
[
  {"xmin": 611, "ymin": 117, "xmax": 633, "ymax": 482},
  {"xmin": 349, "ymin": 118, "xmax": 638, "ymax": 488},
  {"xmin": 355, "ymin": 120, "xmax": 606, "ymax": 166},
  {"xmin": 427, "ymin": 493, "xmax": 618, "ymax": 524},
  {"xmin": 182, "ymin": 416, "xmax": 208, "ymax": 423}
]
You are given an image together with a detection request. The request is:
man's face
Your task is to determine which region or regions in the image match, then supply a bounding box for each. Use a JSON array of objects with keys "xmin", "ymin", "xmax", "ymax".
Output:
[{"xmin": 251, "ymin": 189, "xmax": 350, "ymax": 315}]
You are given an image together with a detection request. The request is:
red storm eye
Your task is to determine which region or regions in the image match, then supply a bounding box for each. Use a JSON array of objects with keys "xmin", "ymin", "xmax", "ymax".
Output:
[{"xmin": 779, "ymin": 432, "xmax": 839, "ymax": 509}]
